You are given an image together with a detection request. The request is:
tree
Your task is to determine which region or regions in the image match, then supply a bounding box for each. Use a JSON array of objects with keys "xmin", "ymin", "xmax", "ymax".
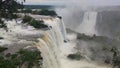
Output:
[
  {"xmin": 0, "ymin": 0, "xmax": 24, "ymax": 28},
  {"xmin": 39, "ymin": 9, "xmax": 57, "ymax": 16},
  {"xmin": 111, "ymin": 47, "xmax": 120, "ymax": 68},
  {"xmin": 29, "ymin": 19, "xmax": 48, "ymax": 29},
  {"xmin": 22, "ymin": 15, "xmax": 33, "ymax": 23},
  {"xmin": 22, "ymin": 15, "xmax": 48, "ymax": 29}
]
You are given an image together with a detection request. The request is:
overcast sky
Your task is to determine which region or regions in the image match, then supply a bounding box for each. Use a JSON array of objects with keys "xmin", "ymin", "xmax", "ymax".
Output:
[{"xmin": 18, "ymin": 0, "xmax": 120, "ymax": 6}]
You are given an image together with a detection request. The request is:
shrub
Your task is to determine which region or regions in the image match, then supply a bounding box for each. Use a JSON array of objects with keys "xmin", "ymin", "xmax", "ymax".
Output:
[
  {"xmin": 17, "ymin": 49, "xmax": 42, "ymax": 68},
  {"xmin": 111, "ymin": 47, "xmax": 120, "ymax": 68},
  {"xmin": 0, "ymin": 48, "xmax": 42, "ymax": 68},
  {"xmin": 22, "ymin": 15, "xmax": 32, "ymax": 23},
  {"xmin": 0, "ymin": 46, "xmax": 8, "ymax": 53},
  {"xmin": 67, "ymin": 53, "xmax": 83, "ymax": 60},
  {"xmin": 0, "ymin": 19, "xmax": 7, "ymax": 28},
  {"xmin": 22, "ymin": 15, "xmax": 49, "ymax": 29},
  {"xmin": 29, "ymin": 19, "xmax": 48, "ymax": 29}
]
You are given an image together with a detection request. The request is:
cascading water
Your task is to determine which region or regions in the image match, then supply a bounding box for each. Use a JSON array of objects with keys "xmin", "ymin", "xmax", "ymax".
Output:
[
  {"xmin": 59, "ymin": 19, "xmax": 67, "ymax": 40},
  {"xmin": 0, "ymin": 15, "xmax": 111, "ymax": 68},
  {"xmin": 35, "ymin": 16, "xmax": 111, "ymax": 68},
  {"xmin": 35, "ymin": 17, "xmax": 67, "ymax": 68},
  {"xmin": 76, "ymin": 11, "xmax": 98, "ymax": 36}
]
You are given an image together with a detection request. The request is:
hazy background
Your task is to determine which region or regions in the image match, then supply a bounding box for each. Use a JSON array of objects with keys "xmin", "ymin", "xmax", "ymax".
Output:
[{"xmin": 18, "ymin": 0, "xmax": 120, "ymax": 6}]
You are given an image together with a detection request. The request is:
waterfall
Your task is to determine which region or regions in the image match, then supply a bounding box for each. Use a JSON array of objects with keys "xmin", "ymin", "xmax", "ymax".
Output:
[
  {"xmin": 0, "ymin": 12, "xmax": 110, "ymax": 68},
  {"xmin": 76, "ymin": 11, "xmax": 98, "ymax": 36},
  {"xmin": 35, "ymin": 16, "xmax": 110, "ymax": 68},
  {"xmin": 60, "ymin": 19, "xmax": 67, "ymax": 41},
  {"xmin": 35, "ymin": 18, "xmax": 66, "ymax": 68}
]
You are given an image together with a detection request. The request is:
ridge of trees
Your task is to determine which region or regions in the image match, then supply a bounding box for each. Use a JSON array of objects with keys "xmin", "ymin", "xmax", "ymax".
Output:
[{"xmin": 0, "ymin": 0, "xmax": 24, "ymax": 28}]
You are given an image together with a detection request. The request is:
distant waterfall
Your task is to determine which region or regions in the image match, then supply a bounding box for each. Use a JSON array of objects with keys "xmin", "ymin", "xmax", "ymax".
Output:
[
  {"xmin": 35, "ymin": 18, "xmax": 66, "ymax": 68},
  {"xmin": 76, "ymin": 11, "xmax": 98, "ymax": 36}
]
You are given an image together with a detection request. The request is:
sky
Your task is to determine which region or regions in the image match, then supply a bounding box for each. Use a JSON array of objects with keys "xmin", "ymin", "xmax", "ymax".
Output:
[{"xmin": 17, "ymin": 0, "xmax": 120, "ymax": 6}]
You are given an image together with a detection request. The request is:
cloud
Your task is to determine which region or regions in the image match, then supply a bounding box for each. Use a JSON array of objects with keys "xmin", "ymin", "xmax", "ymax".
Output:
[{"xmin": 18, "ymin": 0, "xmax": 120, "ymax": 6}]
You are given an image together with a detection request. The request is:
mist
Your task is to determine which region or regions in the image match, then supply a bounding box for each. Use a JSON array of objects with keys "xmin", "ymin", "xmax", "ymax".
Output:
[{"xmin": 53, "ymin": 1, "xmax": 120, "ymax": 68}]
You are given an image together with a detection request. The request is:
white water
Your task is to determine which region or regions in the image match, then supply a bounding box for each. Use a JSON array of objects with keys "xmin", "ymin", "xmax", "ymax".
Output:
[
  {"xmin": 0, "ymin": 15, "xmax": 111, "ymax": 68},
  {"xmin": 35, "ymin": 16, "xmax": 111, "ymax": 68},
  {"xmin": 0, "ymin": 20, "xmax": 44, "ymax": 46},
  {"xmin": 35, "ymin": 18, "xmax": 65, "ymax": 68},
  {"xmin": 60, "ymin": 19, "xmax": 67, "ymax": 40},
  {"xmin": 76, "ymin": 11, "xmax": 98, "ymax": 36}
]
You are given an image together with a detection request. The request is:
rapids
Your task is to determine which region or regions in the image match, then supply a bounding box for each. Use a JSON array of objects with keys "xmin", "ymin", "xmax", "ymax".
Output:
[{"xmin": 0, "ymin": 15, "xmax": 111, "ymax": 68}]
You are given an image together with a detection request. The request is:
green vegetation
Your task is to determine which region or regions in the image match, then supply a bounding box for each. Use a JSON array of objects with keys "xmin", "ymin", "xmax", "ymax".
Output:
[
  {"xmin": 21, "ymin": 9, "xmax": 32, "ymax": 13},
  {"xmin": 0, "ymin": 0, "xmax": 24, "ymax": 28},
  {"xmin": 22, "ymin": 15, "xmax": 48, "ymax": 29},
  {"xmin": 76, "ymin": 32, "xmax": 120, "ymax": 66},
  {"xmin": 17, "ymin": 49, "xmax": 42, "ymax": 68},
  {"xmin": 67, "ymin": 53, "xmax": 83, "ymax": 60},
  {"xmin": 20, "ymin": 9, "xmax": 57, "ymax": 16},
  {"xmin": 24, "ymin": 5, "xmax": 53, "ymax": 9},
  {"xmin": 111, "ymin": 47, "xmax": 120, "ymax": 68},
  {"xmin": 39, "ymin": 9, "xmax": 57, "ymax": 16},
  {"xmin": 22, "ymin": 15, "xmax": 33, "ymax": 23},
  {"xmin": 0, "ymin": 47, "xmax": 42, "ymax": 68},
  {"xmin": 77, "ymin": 33, "xmax": 93, "ymax": 40},
  {"xmin": 29, "ymin": 19, "xmax": 48, "ymax": 29},
  {"xmin": 0, "ymin": 19, "xmax": 7, "ymax": 28},
  {"xmin": 0, "ymin": 46, "xmax": 8, "ymax": 53}
]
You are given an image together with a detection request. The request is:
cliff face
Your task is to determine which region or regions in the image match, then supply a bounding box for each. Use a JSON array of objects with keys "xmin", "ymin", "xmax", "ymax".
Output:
[
  {"xmin": 63, "ymin": 10, "xmax": 120, "ymax": 38},
  {"xmin": 96, "ymin": 11, "xmax": 120, "ymax": 38}
]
